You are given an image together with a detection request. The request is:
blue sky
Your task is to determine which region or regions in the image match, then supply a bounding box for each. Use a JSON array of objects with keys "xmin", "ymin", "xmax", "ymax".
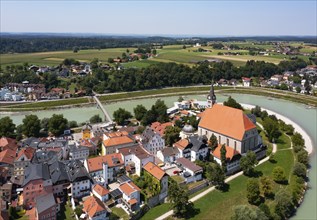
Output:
[{"xmin": 1, "ymin": 0, "xmax": 316, "ymax": 36}]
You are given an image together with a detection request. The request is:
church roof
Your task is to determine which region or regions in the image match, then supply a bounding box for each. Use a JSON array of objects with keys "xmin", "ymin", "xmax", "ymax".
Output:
[{"xmin": 198, "ymin": 104, "xmax": 256, "ymax": 141}]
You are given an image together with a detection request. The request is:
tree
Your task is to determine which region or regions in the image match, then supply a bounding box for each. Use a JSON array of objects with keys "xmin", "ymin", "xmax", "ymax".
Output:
[
  {"xmin": 153, "ymin": 99, "xmax": 168, "ymax": 122},
  {"xmin": 208, "ymin": 134, "xmax": 218, "ymax": 151},
  {"xmin": 251, "ymin": 105, "xmax": 262, "ymax": 117},
  {"xmin": 274, "ymin": 188, "xmax": 293, "ymax": 219},
  {"xmin": 168, "ymin": 179, "xmax": 195, "ymax": 217},
  {"xmin": 293, "ymin": 162, "xmax": 307, "ymax": 178},
  {"xmin": 22, "ymin": 114, "xmax": 41, "ymax": 137},
  {"xmin": 133, "ymin": 105, "xmax": 147, "ymax": 121},
  {"xmin": 223, "ymin": 96, "xmax": 243, "ymax": 110},
  {"xmin": 0, "ymin": 117, "xmax": 16, "ymax": 138},
  {"xmin": 240, "ymin": 151, "xmax": 258, "ymax": 176},
  {"xmin": 178, "ymin": 96, "xmax": 184, "ymax": 102},
  {"xmin": 68, "ymin": 121, "xmax": 78, "ymax": 128},
  {"xmin": 141, "ymin": 108, "xmax": 157, "ymax": 126},
  {"xmin": 73, "ymin": 46, "xmax": 79, "ymax": 53},
  {"xmin": 220, "ymin": 144, "xmax": 227, "ymax": 172},
  {"xmin": 113, "ymin": 108, "xmax": 132, "ymax": 125},
  {"xmin": 272, "ymin": 166, "xmax": 287, "ymax": 183},
  {"xmin": 182, "ymin": 45, "xmax": 186, "ymax": 49},
  {"xmin": 291, "ymin": 132, "xmax": 305, "ymax": 147},
  {"xmin": 206, "ymin": 162, "xmax": 225, "ymax": 189},
  {"xmin": 258, "ymin": 203, "xmax": 272, "ymax": 220},
  {"xmin": 89, "ymin": 114, "xmax": 102, "ymax": 123},
  {"xmin": 246, "ymin": 178, "xmax": 261, "ymax": 205},
  {"xmin": 260, "ymin": 176, "xmax": 274, "ymax": 198},
  {"xmin": 40, "ymin": 117, "xmax": 50, "ymax": 131},
  {"xmin": 295, "ymin": 86, "xmax": 301, "ymax": 93},
  {"xmin": 15, "ymin": 124, "xmax": 23, "ymax": 141},
  {"xmin": 74, "ymin": 206, "xmax": 83, "ymax": 217},
  {"xmin": 231, "ymin": 205, "xmax": 268, "ymax": 220},
  {"xmin": 48, "ymin": 114, "xmax": 68, "ymax": 136},
  {"xmin": 164, "ymin": 126, "xmax": 181, "ymax": 146},
  {"xmin": 263, "ymin": 117, "xmax": 281, "ymax": 142},
  {"xmin": 297, "ymin": 149, "xmax": 309, "ymax": 167}
]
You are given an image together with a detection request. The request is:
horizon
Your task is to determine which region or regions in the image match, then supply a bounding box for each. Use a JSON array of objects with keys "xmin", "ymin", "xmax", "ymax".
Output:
[{"xmin": 1, "ymin": 0, "xmax": 316, "ymax": 36}]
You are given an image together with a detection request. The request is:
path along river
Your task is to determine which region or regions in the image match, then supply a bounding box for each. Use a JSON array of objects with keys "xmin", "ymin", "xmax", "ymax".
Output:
[{"xmin": 1, "ymin": 93, "xmax": 316, "ymax": 219}]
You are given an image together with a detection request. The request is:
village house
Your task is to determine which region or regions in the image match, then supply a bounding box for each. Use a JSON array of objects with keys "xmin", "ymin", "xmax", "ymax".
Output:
[
  {"xmin": 157, "ymin": 146, "xmax": 180, "ymax": 164},
  {"xmin": 139, "ymin": 127, "xmax": 165, "ymax": 155},
  {"xmin": 173, "ymin": 135, "xmax": 209, "ymax": 162},
  {"xmin": 92, "ymin": 184, "xmax": 110, "ymax": 202},
  {"xmin": 35, "ymin": 193, "xmax": 58, "ymax": 220},
  {"xmin": 68, "ymin": 144, "xmax": 89, "ymax": 161},
  {"xmin": 14, "ymin": 147, "xmax": 36, "ymax": 178},
  {"xmin": 22, "ymin": 163, "xmax": 53, "ymax": 209},
  {"xmin": 65, "ymin": 160, "xmax": 91, "ymax": 199},
  {"xmin": 119, "ymin": 181, "xmax": 141, "ymax": 212},
  {"xmin": 117, "ymin": 145, "xmax": 154, "ymax": 176},
  {"xmin": 0, "ymin": 137, "xmax": 17, "ymax": 152},
  {"xmin": 270, "ymin": 74, "xmax": 283, "ymax": 82},
  {"xmin": 0, "ymin": 148, "xmax": 17, "ymax": 177},
  {"xmin": 83, "ymin": 195, "xmax": 109, "ymax": 220},
  {"xmin": 175, "ymin": 158, "xmax": 203, "ymax": 183},
  {"xmin": 143, "ymin": 162, "xmax": 168, "ymax": 203},
  {"xmin": 212, "ymin": 144, "xmax": 241, "ymax": 175},
  {"xmin": 48, "ymin": 160, "xmax": 70, "ymax": 196},
  {"xmin": 102, "ymin": 131, "xmax": 137, "ymax": 155},
  {"xmin": 242, "ymin": 77, "xmax": 251, "ymax": 87},
  {"xmin": 84, "ymin": 153, "xmax": 124, "ymax": 185}
]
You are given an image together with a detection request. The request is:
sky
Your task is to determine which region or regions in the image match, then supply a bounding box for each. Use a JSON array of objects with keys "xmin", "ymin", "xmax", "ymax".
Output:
[{"xmin": 0, "ymin": 0, "xmax": 316, "ymax": 36}]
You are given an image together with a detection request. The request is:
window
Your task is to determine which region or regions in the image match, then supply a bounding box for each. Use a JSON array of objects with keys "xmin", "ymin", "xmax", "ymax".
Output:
[
  {"xmin": 226, "ymin": 138, "xmax": 229, "ymax": 146},
  {"xmin": 234, "ymin": 141, "xmax": 237, "ymax": 149},
  {"xmin": 218, "ymin": 136, "xmax": 221, "ymax": 144}
]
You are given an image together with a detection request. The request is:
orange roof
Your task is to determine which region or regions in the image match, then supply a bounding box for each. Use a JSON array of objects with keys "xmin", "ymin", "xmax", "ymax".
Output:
[
  {"xmin": 83, "ymin": 196, "xmax": 106, "ymax": 218},
  {"xmin": 198, "ymin": 104, "xmax": 256, "ymax": 141},
  {"xmin": 143, "ymin": 162, "xmax": 166, "ymax": 180},
  {"xmin": 0, "ymin": 148, "xmax": 16, "ymax": 165},
  {"xmin": 87, "ymin": 153, "xmax": 123, "ymax": 172},
  {"xmin": 119, "ymin": 182, "xmax": 140, "ymax": 196},
  {"xmin": 106, "ymin": 131, "xmax": 129, "ymax": 138},
  {"xmin": 212, "ymin": 144, "xmax": 240, "ymax": 161},
  {"xmin": 150, "ymin": 122, "xmax": 173, "ymax": 136},
  {"xmin": 196, "ymin": 112, "xmax": 205, "ymax": 118},
  {"xmin": 16, "ymin": 147, "xmax": 35, "ymax": 161},
  {"xmin": 174, "ymin": 139, "xmax": 189, "ymax": 150},
  {"xmin": 128, "ymin": 198, "xmax": 138, "ymax": 205},
  {"xmin": 103, "ymin": 136, "xmax": 134, "ymax": 147},
  {"xmin": 93, "ymin": 184, "xmax": 109, "ymax": 196},
  {"xmin": 0, "ymin": 137, "xmax": 17, "ymax": 150}
]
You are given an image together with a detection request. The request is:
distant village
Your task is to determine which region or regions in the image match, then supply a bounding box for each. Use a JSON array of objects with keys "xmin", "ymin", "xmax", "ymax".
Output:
[
  {"xmin": 0, "ymin": 85, "xmax": 271, "ymax": 220},
  {"xmin": 1, "ymin": 63, "xmax": 317, "ymax": 102}
]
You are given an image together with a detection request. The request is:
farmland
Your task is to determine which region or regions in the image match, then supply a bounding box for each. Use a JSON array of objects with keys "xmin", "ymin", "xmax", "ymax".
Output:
[{"xmin": 0, "ymin": 42, "xmax": 315, "ymax": 68}]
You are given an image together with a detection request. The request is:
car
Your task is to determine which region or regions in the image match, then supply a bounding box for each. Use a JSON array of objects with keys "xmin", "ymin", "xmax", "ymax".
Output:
[{"xmin": 173, "ymin": 170, "xmax": 180, "ymax": 174}]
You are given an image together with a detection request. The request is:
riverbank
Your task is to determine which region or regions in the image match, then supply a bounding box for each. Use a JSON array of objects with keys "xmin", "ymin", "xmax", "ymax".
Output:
[
  {"xmin": 242, "ymin": 103, "xmax": 314, "ymax": 155},
  {"xmin": 1, "ymin": 86, "xmax": 317, "ymax": 112}
]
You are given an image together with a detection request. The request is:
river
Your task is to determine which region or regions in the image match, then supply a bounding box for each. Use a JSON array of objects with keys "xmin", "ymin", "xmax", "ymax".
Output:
[{"xmin": 1, "ymin": 94, "xmax": 316, "ymax": 219}]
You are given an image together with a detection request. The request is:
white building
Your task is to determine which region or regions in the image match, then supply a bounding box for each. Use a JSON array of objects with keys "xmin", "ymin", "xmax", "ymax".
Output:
[
  {"xmin": 119, "ymin": 181, "xmax": 141, "ymax": 212},
  {"xmin": 175, "ymin": 158, "xmax": 203, "ymax": 183},
  {"xmin": 140, "ymin": 127, "xmax": 165, "ymax": 155},
  {"xmin": 92, "ymin": 184, "xmax": 110, "ymax": 202},
  {"xmin": 157, "ymin": 146, "xmax": 180, "ymax": 164},
  {"xmin": 242, "ymin": 77, "xmax": 251, "ymax": 87},
  {"xmin": 118, "ymin": 146, "xmax": 154, "ymax": 176},
  {"xmin": 69, "ymin": 144, "xmax": 89, "ymax": 161}
]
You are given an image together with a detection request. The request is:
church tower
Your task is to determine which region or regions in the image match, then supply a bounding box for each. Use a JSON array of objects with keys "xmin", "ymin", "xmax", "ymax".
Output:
[{"xmin": 207, "ymin": 81, "xmax": 216, "ymax": 107}]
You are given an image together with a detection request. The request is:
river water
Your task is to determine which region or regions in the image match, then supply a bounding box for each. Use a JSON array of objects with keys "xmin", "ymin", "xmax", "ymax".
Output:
[{"xmin": 1, "ymin": 94, "xmax": 316, "ymax": 219}]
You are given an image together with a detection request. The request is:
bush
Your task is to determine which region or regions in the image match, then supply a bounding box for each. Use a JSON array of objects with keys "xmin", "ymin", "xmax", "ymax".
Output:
[
  {"xmin": 297, "ymin": 149, "xmax": 309, "ymax": 167},
  {"xmin": 272, "ymin": 166, "xmax": 287, "ymax": 184},
  {"xmin": 293, "ymin": 162, "xmax": 307, "ymax": 178}
]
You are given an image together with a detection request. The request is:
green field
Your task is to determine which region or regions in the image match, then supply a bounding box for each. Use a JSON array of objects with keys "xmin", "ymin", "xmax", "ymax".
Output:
[{"xmin": 1, "ymin": 42, "xmax": 315, "ymax": 67}]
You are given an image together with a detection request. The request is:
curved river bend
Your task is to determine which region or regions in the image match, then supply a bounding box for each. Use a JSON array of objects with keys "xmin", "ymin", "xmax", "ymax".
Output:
[{"xmin": 1, "ymin": 94, "xmax": 316, "ymax": 219}]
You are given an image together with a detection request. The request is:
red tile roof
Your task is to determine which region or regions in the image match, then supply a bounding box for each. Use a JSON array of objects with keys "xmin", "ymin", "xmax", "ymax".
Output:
[
  {"xmin": 0, "ymin": 149, "xmax": 16, "ymax": 165},
  {"xmin": 83, "ymin": 196, "xmax": 106, "ymax": 218},
  {"xmin": 93, "ymin": 184, "xmax": 109, "ymax": 196},
  {"xmin": 212, "ymin": 144, "xmax": 240, "ymax": 161},
  {"xmin": 86, "ymin": 153, "xmax": 123, "ymax": 173},
  {"xmin": 16, "ymin": 147, "xmax": 35, "ymax": 161},
  {"xmin": 198, "ymin": 104, "xmax": 256, "ymax": 141},
  {"xmin": 0, "ymin": 137, "xmax": 17, "ymax": 150},
  {"xmin": 151, "ymin": 122, "xmax": 173, "ymax": 136},
  {"xmin": 143, "ymin": 162, "xmax": 166, "ymax": 180},
  {"xmin": 174, "ymin": 139, "xmax": 189, "ymax": 150},
  {"xmin": 119, "ymin": 182, "xmax": 140, "ymax": 196},
  {"xmin": 103, "ymin": 136, "xmax": 134, "ymax": 147}
]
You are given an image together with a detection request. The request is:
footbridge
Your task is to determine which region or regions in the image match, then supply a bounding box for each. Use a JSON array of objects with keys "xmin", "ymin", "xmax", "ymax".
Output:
[{"xmin": 93, "ymin": 95, "xmax": 113, "ymax": 123}]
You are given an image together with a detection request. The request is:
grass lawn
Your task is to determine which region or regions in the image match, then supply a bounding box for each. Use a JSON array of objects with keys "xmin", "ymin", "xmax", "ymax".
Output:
[
  {"xmin": 57, "ymin": 203, "xmax": 76, "ymax": 220},
  {"xmin": 110, "ymin": 207, "xmax": 130, "ymax": 220},
  {"xmin": 171, "ymin": 175, "xmax": 185, "ymax": 184},
  {"xmin": 275, "ymin": 133, "xmax": 292, "ymax": 150},
  {"xmin": 140, "ymin": 203, "xmax": 171, "ymax": 220}
]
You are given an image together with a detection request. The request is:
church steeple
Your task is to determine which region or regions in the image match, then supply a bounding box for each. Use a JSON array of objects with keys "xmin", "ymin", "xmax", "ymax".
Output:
[{"xmin": 207, "ymin": 80, "xmax": 216, "ymax": 107}]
